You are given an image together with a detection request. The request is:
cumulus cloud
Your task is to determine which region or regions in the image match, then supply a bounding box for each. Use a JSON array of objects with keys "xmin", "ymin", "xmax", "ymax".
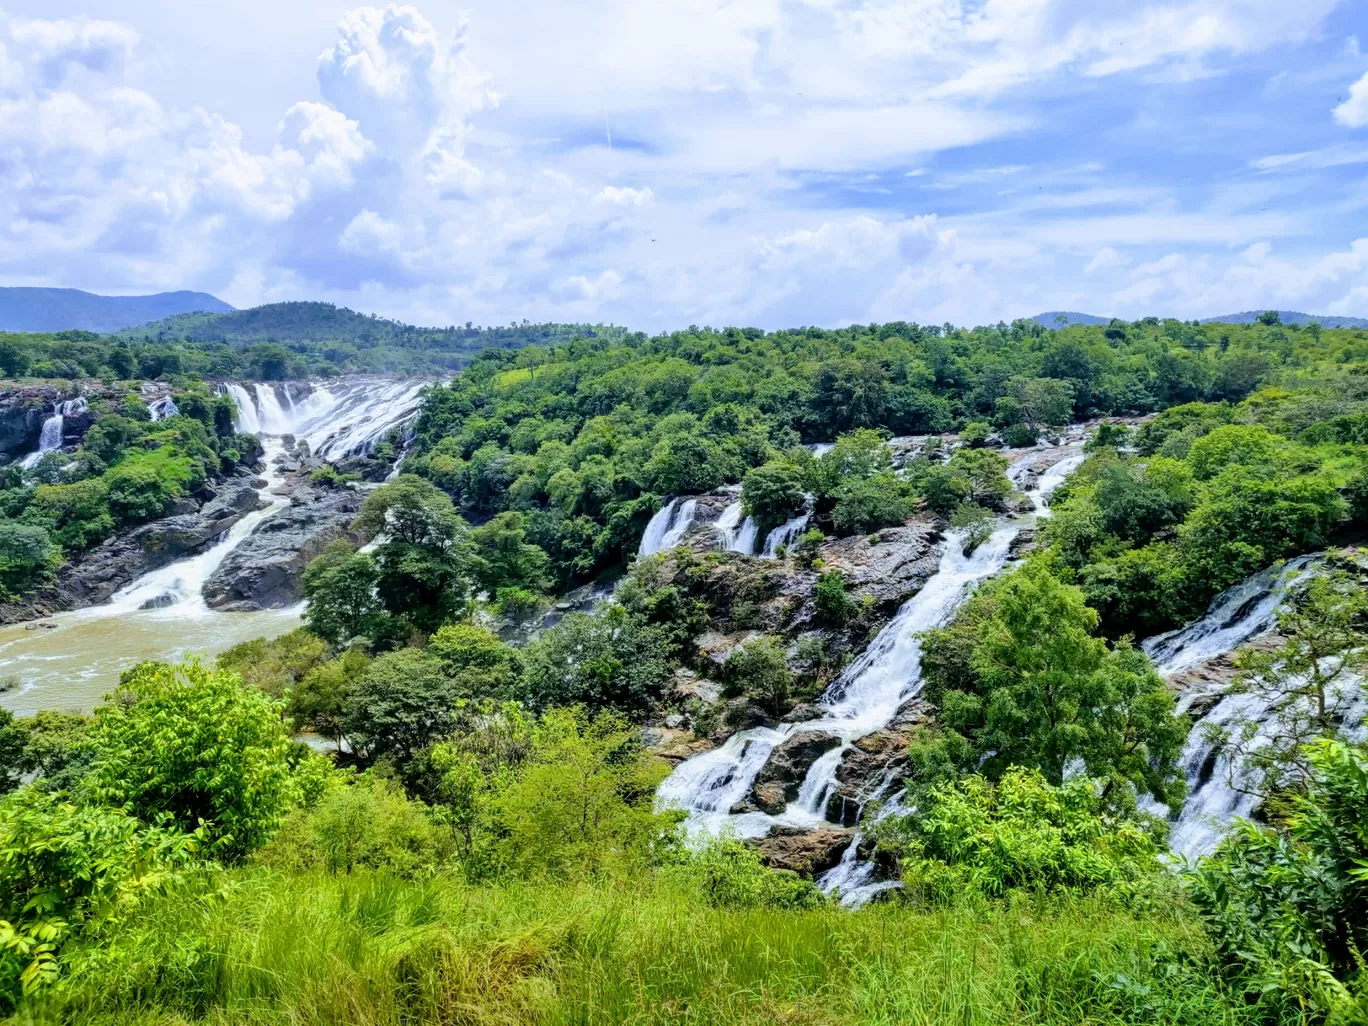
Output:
[
  {"xmin": 1084, "ymin": 247, "xmax": 1126, "ymax": 274},
  {"xmin": 594, "ymin": 186, "xmax": 654, "ymax": 207},
  {"xmin": 1333, "ymin": 70, "xmax": 1368, "ymax": 127},
  {"xmin": 9, "ymin": 17, "xmax": 139, "ymax": 85}
]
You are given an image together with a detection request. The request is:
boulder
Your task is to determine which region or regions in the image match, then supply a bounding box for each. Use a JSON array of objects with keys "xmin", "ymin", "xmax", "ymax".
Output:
[
  {"xmin": 751, "ymin": 826, "xmax": 853, "ymax": 876},
  {"xmin": 750, "ymin": 730, "xmax": 842, "ymax": 806},
  {"xmin": 201, "ymin": 488, "xmax": 364, "ymax": 610}
]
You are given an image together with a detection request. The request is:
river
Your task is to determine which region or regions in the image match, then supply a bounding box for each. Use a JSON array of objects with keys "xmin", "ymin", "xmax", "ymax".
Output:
[{"xmin": 0, "ymin": 378, "xmax": 427, "ymax": 716}]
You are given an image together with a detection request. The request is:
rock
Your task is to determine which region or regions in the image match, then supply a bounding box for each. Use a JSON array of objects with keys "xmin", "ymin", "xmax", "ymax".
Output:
[
  {"xmin": 335, "ymin": 455, "xmax": 393, "ymax": 483},
  {"xmin": 781, "ymin": 702, "xmax": 824, "ymax": 723},
  {"xmin": 751, "ymin": 780, "xmax": 788, "ymax": 815},
  {"xmin": 647, "ymin": 728, "xmax": 717, "ymax": 763},
  {"xmin": 664, "ymin": 713, "xmax": 686, "ymax": 730},
  {"xmin": 724, "ymin": 700, "xmax": 778, "ymax": 731},
  {"xmin": 750, "ymin": 730, "xmax": 842, "ymax": 807},
  {"xmin": 167, "ymin": 497, "xmax": 201, "ymax": 516},
  {"xmin": 813, "ymin": 518, "xmax": 942, "ymax": 611},
  {"xmin": 201, "ymin": 486, "xmax": 263, "ymax": 520},
  {"xmin": 201, "ymin": 488, "xmax": 365, "ymax": 610},
  {"xmin": 751, "ymin": 826, "xmax": 853, "ymax": 876},
  {"xmin": 670, "ymin": 668, "xmax": 722, "ymax": 705}
]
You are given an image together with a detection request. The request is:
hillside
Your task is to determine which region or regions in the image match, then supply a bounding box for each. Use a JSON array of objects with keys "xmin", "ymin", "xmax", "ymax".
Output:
[
  {"xmin": 1031, "ymin": 310, "xmax": 1113, "ymax": 327},
  {"xmin": 0, "ymin": 287, "xmax": 231, "ymax": 333},
  {"xmin": 1201, "ymin": 309, "xmax": 1368, "ymax": 328}
]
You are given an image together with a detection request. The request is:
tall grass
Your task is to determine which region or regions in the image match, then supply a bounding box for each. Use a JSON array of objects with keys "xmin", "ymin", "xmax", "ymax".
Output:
[{"xmin": 10, "ymin": 869, "xmax": 1264, "ymax": 1026}]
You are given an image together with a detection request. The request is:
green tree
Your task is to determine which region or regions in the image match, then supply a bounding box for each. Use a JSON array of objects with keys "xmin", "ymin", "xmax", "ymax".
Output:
[
  {"xmin": 0, "ymin": 523, "xmax": 60, "ymax": 597},
  {"xmin": 301, "ymin": 542, "xmax": 396, "ymax": 649},
  {"xmin": 84, "ymin": 661, "xmax": 297, "ymax": 862},
  {"xmin": 741, "ymin": 461, "xmax": 806, "ymax": 532},
  {"xmin": 831, "ymin": 473, "xmax": 913, "ymax": 535},
  {"xmin": 519, "ymin": 605, "xmax": 673, "ymax": 714},
  {"xmin": 921, "ymin": 563, "xmax": 1188, "ymax": 806},
  {"xmin": 469, "ymin": 511, "xmax": 551, "ymax": 595},
  {"xmin": 343, "ymin": 648, "xmax": 466, "ymax": 764}
]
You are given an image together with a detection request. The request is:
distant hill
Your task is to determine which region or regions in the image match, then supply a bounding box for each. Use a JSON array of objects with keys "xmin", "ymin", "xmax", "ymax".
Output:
[
  {"xmin": 1201, "ymin": 310, "xmax": 1368, "ymax": 329},
  {"xmin": 1032, "ymin": 311, "xmax": 1114, "ymax": 328},
  {"xmin": 113, "ymin": 301, "xmax": 625, "ymax": 366},
  {"xmin": 0, "ymin": 287, "xmax": 232, "ymax": 333}
]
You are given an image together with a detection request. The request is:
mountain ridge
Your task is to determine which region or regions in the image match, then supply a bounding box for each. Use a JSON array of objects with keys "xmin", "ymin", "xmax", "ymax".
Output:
[
  {"xmin": 1033, "ymin": 309, "xmax": 1368, "ymax": 329},
  {"xmin": 0, "ymin": 287, "xmax": 233, "ymax": 333}
]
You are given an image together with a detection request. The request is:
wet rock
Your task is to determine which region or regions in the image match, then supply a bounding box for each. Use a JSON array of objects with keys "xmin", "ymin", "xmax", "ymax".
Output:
[
  {"xmin": 781, "ymin": 702, "xmax": 824, "ymax": 723},
  {"xmin": 750, "ymin": 730, "xmax": 842, "ymax": 806},
  {"xmin": 751, "ymin": 780, "xmax": 788, "ymax": 815},
  {"xmin": 724, "ymin": 700, "xmax": 778, "ymax": 731},
  {"xmin": 335, "ymin": 455, "xmax": 393, "ymax": 483},
  {"xmin": 812, "ymin": 519, "xmax": 942, "ymax": 611},
  {"xmin": 751, "ymin": 826, "xmax": 853, "ymax": 877},
  {"xmin": 201, "ymin": 488, "xmax": 365, "ymax": 610}
]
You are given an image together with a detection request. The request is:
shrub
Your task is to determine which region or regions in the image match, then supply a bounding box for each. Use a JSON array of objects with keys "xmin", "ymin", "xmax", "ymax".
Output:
[
  {"xmin": 722, "ymin": 636, "xmax": 792, "ymax": 715},
  {"xmin": 679, "ymin": 837, "xmax": 826, "ymax": 910},
  {"xmin": 742, "ymin": 461, "xmax": 807, "ymax": 532},
  {"xmin": 84, "ymin": 661, "xmax": 297, "ymax": 862},
  {"xmin": 257, "ymin": 773, "xmax": 453, "ymax": 878},
  {"xmin": 876, "ymin": 768, "xmax": 1163, "ymax": 902},
  {"xmin": 831, "ymin": 473, "xmax": 913, "ymax": 535},
  {"xmin": 0, "ymin": 523, "xmax": 59, "ymax": 597},
  {"xmin": 813, "ymin": 570, "xmax": 851, "ymax": 626},
  {"xmin": 105, "ymin": 462, "xmax": 176, "ymax": 524}
]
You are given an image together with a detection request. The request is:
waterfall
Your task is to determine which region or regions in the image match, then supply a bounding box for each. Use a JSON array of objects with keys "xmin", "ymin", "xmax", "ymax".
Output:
[
  {"xmin": 761, "ymin": 512, "xmax": 810, "ymax": 559},
  {"xmin": 639, "ymin": 498, "xmax": 699, "ymax": 557},
  {"xmin": 656, "ymin": 444, "xmax": 1087, "ymax": 903},
  {"xmin": 222, "ymin": 378, "xmax": 429, "ymax": 459},
  {"xmin": 1138, "ymin": 554, "xmax": 1324, "ymax": 857},
  {"xmin": 1142, "ymin": 555, "xmax": 1317, "ymax": 675},
  {"xmin": 808, "ymin": 442, "xmax": 835, "ymax": 457},
  {"xmin": 19, "ymin": 398, "xmax": 82, "ymax": 469},
  {"xmin": 148, "ymin": 396, "xmax": 179, "ymax": 422},
  {"xmin": 714, "ymin": 500, "xmax": 760, "ymax": 554}
]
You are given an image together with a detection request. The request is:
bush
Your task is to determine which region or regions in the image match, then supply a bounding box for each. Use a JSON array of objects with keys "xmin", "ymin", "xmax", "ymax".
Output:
[
  {"xmin": 813, "ymin": 570, "xmax": 851, "ymax": 626},
  {"xmin": 679, "ymin": 837, "xmax": 826, "ymax": 910},
  {"xmin": 105, "ymin": 462, "xmax": 176, "ymax": 524},
  {"xmin": 343, "ymin": 649, "xmax": 468, "ymax": 764},
  {"xmin": 742, "ymin": 461, "xmax": 807, "ymax": 532},
  {"xmin": 257, "ymin": 773, "xmax": 453, "ymax": 878},
  {"xmin": 0, "ymin": 790, "xmax": 197, "ymax": 1010},
  {"xmin": 722, "ymin": 636, "xmax": 792, "ymax": 715},
  {"xmin": 84, "ymin": 661, "xmax": 298, "ymax": 862},
  {"xmin": 1185, "ymin": 741, "xmax": 1368, "ymax": 1021},
  {"xmin": 518, "ymin": 605, "xmax": 673, "ymax": 714},
  {"xmin": 876, "ymin": 768, "xmax": 1164, "ymax": 902}
]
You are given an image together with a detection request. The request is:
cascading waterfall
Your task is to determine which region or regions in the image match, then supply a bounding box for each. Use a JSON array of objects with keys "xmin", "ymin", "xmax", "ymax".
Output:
[
  {"xmin": 639, "ymin": 498, "xmax": 700, "ymax": 557},
  {"xmin": 224, "ymin": 378, "xmax": 429, "ymax": 459},
  {"xmin": 19, "ymin": 398, "xmax": 85, "ymax": 469},
  {"xmin": 1139, "ymin": 554, "xmax": 1324, "ymax": 857},
  {"xmin": 0, "ymin": 377, "xmax": 434, "ymax": 717},
  {"xmin": 657, "ymin": 445, "xmax": 1088, "ymax": 883},
  {"xmin": 714, "ymin": 500, "xmax": 760, "ymax": 554},
  {"xmin": 148, "ymin": 396, "xmax": 179, "ymax": 422},
  {"xmin": 761, "ymin": 512, "xmax": 811, "ymax": 559}
]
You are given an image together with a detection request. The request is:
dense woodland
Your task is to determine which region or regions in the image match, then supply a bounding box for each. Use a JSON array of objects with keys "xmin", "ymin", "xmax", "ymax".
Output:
[{"xmin": 2, "ymin": 311, "xmax": 1368, "ymax": 1023}]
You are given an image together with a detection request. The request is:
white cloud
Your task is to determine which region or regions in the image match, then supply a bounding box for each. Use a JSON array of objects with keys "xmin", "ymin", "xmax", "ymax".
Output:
[
  {"xmin": 9, "ymin": 17, "xmax": 139, "ymax": 84},
  {"xmin": 559, "ymin": 268, "xmax": 624, "ymax": 301},
  {"xmin": 594, "ymin": 186, "xmax": 655, "ymax": 207},
  {"xmin": 1333, "ymin": 70, "xmax": 1368, "ymax": 127},
  {"xmin": 340, "ymin": 209, "xmax": 403, "ymax": 254},
  {"xmin": 1085, "ymin": 247, "xmax": 1125, "ymax": 274}
]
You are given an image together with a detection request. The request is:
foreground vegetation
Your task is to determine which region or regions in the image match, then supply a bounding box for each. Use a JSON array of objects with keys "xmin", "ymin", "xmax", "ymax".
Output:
[{"xmin": 5, "ymin": 311, "xmax": 1368, "ymax": 1023}]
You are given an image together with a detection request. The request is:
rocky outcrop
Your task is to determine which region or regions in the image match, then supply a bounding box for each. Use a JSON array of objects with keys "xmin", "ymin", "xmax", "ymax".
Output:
[
  {"xmin": 201, "ymin": 486, "xmax": 364, "ymax": 610},
  {"xmin": 0, "ymin": 386, "xmax": 68, "ymax": 461},
  {"xmin": 751, "ymin": 826, "xmax": 853, "ymax": 876},
  {"xmin": 746, "ymin": 731, "xmax": 842, "ymax": 811},
  {"xmin": 813, "ymin": 520, "xmax": 942, "ymax": 610},
  {"xmin": 0, "ymin": 484, "xmax": 264, "ymax": 622}
]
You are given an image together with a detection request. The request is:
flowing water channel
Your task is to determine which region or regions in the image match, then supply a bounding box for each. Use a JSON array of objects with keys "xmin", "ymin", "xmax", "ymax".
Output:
[
  {"xmin": 656, "ymin": 440, "xmax": 1088, "ymax": 902},
  {"xmin": 0, "ymin": 378, "xmax": 429, "ymax": 716}
]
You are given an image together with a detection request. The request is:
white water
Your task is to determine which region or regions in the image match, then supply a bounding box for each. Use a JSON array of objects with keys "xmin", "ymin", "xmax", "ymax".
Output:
[
  {"xmin": 18, "ymin": 398, "xmax": 85, "ymax": 469},
  {"xmin": 761, "ymin": 512, "xmax": 811, "ymax": 559},
  {"xmin": 638, "ymin": 498, "xmax": 700, "ymax": 557},
  {"xmin": 225, "ymin": 379, "xmax": 429, "ymax": 459},
  {"xmin": 714, "ymin": 500, "xmax": 760, "ymax": 554},
  {"xmin": 148, "ymin": 396, "xmax": 179, "ymax": 422},
  {"xmin": 1142, "ymin": 556, "xmax": 1317, "ymax": 675},
  {"xmin": 1139, "ymin": 554, "xmax": 1324, "ymax": 857},
  {"xmin": 658, "ymin": 445, "xmax": 1086, "ymax": 867}
]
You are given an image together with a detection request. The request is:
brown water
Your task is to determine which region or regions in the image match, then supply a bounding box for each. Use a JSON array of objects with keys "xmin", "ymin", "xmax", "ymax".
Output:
[{"xmin": 0, "ymin": 438, "xmax": 301, "ymax": 715}]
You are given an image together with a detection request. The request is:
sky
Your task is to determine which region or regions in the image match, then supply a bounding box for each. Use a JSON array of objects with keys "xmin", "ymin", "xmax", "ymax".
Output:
[{"xmin": 2, "ymin": 1, "xmax": 1368, "ymax": 331}]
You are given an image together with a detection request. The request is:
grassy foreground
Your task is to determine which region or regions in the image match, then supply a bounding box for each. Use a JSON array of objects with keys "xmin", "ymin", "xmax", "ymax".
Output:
[{"xmin": 8, "ymin": 869, "xmax": 1256, "ymax": 1026}]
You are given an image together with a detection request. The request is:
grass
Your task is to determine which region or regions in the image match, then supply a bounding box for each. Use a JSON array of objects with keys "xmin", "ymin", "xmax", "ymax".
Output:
[{"xmin": 7, "ymin": 868, "xmax": 1266, "ymax": 1026}]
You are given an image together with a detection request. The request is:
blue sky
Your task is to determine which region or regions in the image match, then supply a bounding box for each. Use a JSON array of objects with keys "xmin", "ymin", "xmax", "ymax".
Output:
[{"xmin": 2, "ymin": 0, "xmax": 1368, "ymax": 331}]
